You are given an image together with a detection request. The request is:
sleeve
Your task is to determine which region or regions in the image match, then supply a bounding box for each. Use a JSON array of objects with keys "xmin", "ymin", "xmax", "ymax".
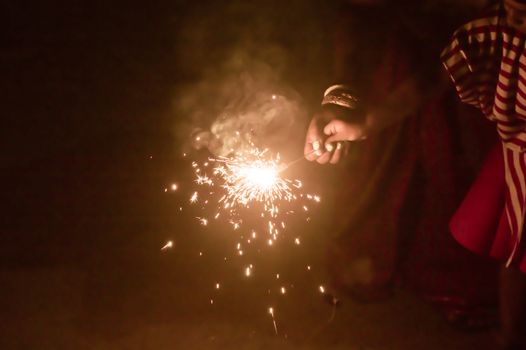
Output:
[{"xmin": 440, "ymin": 17, "xmax": 500, "ymax": 116}]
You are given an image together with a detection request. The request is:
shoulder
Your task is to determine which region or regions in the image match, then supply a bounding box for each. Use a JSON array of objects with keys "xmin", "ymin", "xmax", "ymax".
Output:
[{"xmin": 451, "ymin": 4, "xmax": 502, "ymax": 41}]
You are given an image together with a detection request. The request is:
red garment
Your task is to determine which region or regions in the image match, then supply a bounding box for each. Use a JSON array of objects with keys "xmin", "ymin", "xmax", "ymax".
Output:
[
  {"xmin": 328, "ymin": 5, "xmax": 499, "ymax": 320},
  {"xmin": 450, "ymin": 143, "xmax": 526, "ymax": 273},
  {"xmin": 441, "ymin": 4, "xmax": 526, "ymax": 268}
]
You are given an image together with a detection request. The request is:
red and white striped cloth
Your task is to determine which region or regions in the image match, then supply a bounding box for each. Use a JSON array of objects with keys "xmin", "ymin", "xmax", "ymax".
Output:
[{"xmin": 441, "ymin": 5, "xmax": 526, "ymax": 266}]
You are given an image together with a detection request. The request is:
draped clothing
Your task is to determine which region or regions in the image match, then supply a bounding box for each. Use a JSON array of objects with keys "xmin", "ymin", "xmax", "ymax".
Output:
[
  {"xmin": 442, "ymin": 6, "xmax": 526, "ymax": 271},
  {"xmin": 328, "ymin": 5, "xmax": 499, "ymax": 321}
]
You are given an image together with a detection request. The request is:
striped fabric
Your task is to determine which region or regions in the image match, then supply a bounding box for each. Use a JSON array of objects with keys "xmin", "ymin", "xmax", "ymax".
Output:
[{"xmin": 441, "ymin": 5, "xmax": 526, "ymax": 265}]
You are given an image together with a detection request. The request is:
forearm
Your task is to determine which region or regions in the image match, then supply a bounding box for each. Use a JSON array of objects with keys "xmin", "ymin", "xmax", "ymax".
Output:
[{"xmin": 363, "ymin": 76, "xmax": 423, "ymax": 134}]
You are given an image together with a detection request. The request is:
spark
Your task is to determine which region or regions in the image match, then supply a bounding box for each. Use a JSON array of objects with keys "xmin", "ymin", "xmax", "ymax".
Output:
[
  {"xmin": 196, "ymin": 217, "xmax": 208, "ymax": 226},
  {"xmin": 174, "ymin": 148, "xmax": 323, "ymax": 322},
  {"xmin": 269, "ymin": 307, "xmax": 278, "ymax": 335},
  {"xmin": 161, "ymin": 241, "xmax": 173, "ymax": 250},
  {"xmin": 196, "ymin": 174, "xmax": 213, "ymax": 186}
]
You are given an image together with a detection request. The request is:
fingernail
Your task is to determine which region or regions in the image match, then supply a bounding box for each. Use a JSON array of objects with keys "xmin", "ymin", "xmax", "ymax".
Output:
[
  {"xmin": 336, "ymin": 142, "xmax": 342, "ymax": 150},
  {"xmin": 325, "ymin": 143, "xmax": 334, "ymax": 152},
  {"xmin": 312, "ymin": 140, "xmax": 321, "ymax": 151},
  {"xmin": 315, "ymin": 150, "xmax": 323, "ymax": 157}
]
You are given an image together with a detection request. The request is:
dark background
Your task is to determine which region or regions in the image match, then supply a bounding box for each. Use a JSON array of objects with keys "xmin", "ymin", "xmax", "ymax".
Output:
[{"xmin": 1, "ymin": 1, "xmax": 497, "ymax": 349}]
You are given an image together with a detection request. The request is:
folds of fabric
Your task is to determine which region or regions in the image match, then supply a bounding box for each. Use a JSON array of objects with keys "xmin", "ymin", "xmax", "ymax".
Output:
[{"xmin": 441, "ymin": 7, "xmax": 526, "ymax": 267}]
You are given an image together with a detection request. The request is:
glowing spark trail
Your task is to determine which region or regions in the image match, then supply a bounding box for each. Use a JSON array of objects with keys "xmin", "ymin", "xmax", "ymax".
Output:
[
  {"xmin": 245, "ymin": 265, "xmax": 252, "ymax": 277},
  {"xmin": 161, "ymin": 241, "xmax": 173, "ymax": 250},
  {"xmin": 269, "ymin": 307, "xmax": 278, "ymax": 335}
]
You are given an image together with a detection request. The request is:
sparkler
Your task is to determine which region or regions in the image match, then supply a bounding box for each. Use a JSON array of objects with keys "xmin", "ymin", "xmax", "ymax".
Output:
[
  {"xmin": 213, "ymin": 149, "xmax": 295, "ymax": 218},
  {"xmin": 188, "ymin": 148, "xmax": 320, "ymax": 244},
  {"xmin": 166, "ymin": 145, "xmax": 327, "ymax": 336}
]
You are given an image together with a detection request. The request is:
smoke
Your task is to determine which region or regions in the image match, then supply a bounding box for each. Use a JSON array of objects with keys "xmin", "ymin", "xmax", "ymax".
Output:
[
  {"xmin": 175, "ymin": 49, "xmax": 305, "ymax": 156},
  {"xmin": 172, "ymin": 0, "xmax": 331, "ymax": 157}
]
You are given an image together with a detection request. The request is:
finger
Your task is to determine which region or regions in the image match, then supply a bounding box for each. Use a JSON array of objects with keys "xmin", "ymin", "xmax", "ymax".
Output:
[
  {"xmin": 305, "ymin": 140, "xmax": 323, "ymax": 161},
  {"xmin": 315, "ymin": 150, "xmax": 332, "ymax": 164},
  {"xmin": 304, "ymin": 118, "xmax": 324, "ymax": 160},
  {"xmin": 324, "ymin": 142, "xmax": 335, "ymax": 153},
  {"xmin": 343, "ymin": 142, "xmax": 350, "ymax": 157},
  {"xmin": 329, "ymin": 142, "xmax": 343, "ymax": 164},
  {"xmin": 325, "ymin": 134, "xmax": 344, "ymax": 145},
  {"xmin": 304, "ymin": 140, "xmax": 314, "ymax": 160}
]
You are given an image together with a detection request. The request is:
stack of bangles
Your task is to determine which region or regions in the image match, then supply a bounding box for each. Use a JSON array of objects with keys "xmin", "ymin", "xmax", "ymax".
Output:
[{"xmin": 321, "ymin": 84, "xmax": 359, "ymax": 109}]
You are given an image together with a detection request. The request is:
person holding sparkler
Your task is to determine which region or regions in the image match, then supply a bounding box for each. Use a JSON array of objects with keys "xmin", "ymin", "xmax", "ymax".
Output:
[{"xmin": 304, "ymin": 0, "xmax": 500, "ymax": 333}]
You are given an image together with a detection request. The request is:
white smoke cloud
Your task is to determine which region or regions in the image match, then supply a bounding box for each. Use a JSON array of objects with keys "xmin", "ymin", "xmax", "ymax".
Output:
[{"xmin": 174, "ymin": 48, "xmax": 306, "ymax": 157}]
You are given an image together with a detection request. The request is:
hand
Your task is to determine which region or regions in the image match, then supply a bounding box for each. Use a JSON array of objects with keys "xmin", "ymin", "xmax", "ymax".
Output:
[{"xmin": 304, "ymin": 110, "xmax": 347, "ymax": 164}]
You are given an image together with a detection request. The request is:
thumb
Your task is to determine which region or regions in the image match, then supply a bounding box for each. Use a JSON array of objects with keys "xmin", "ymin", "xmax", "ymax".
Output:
[
  {"xmin": 323, "ymin": 119, "xmax": 341, "ymax": 136},
  {"xmin": 325, "ymin": 133, "xmax": 344, "ymax": 145}
]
